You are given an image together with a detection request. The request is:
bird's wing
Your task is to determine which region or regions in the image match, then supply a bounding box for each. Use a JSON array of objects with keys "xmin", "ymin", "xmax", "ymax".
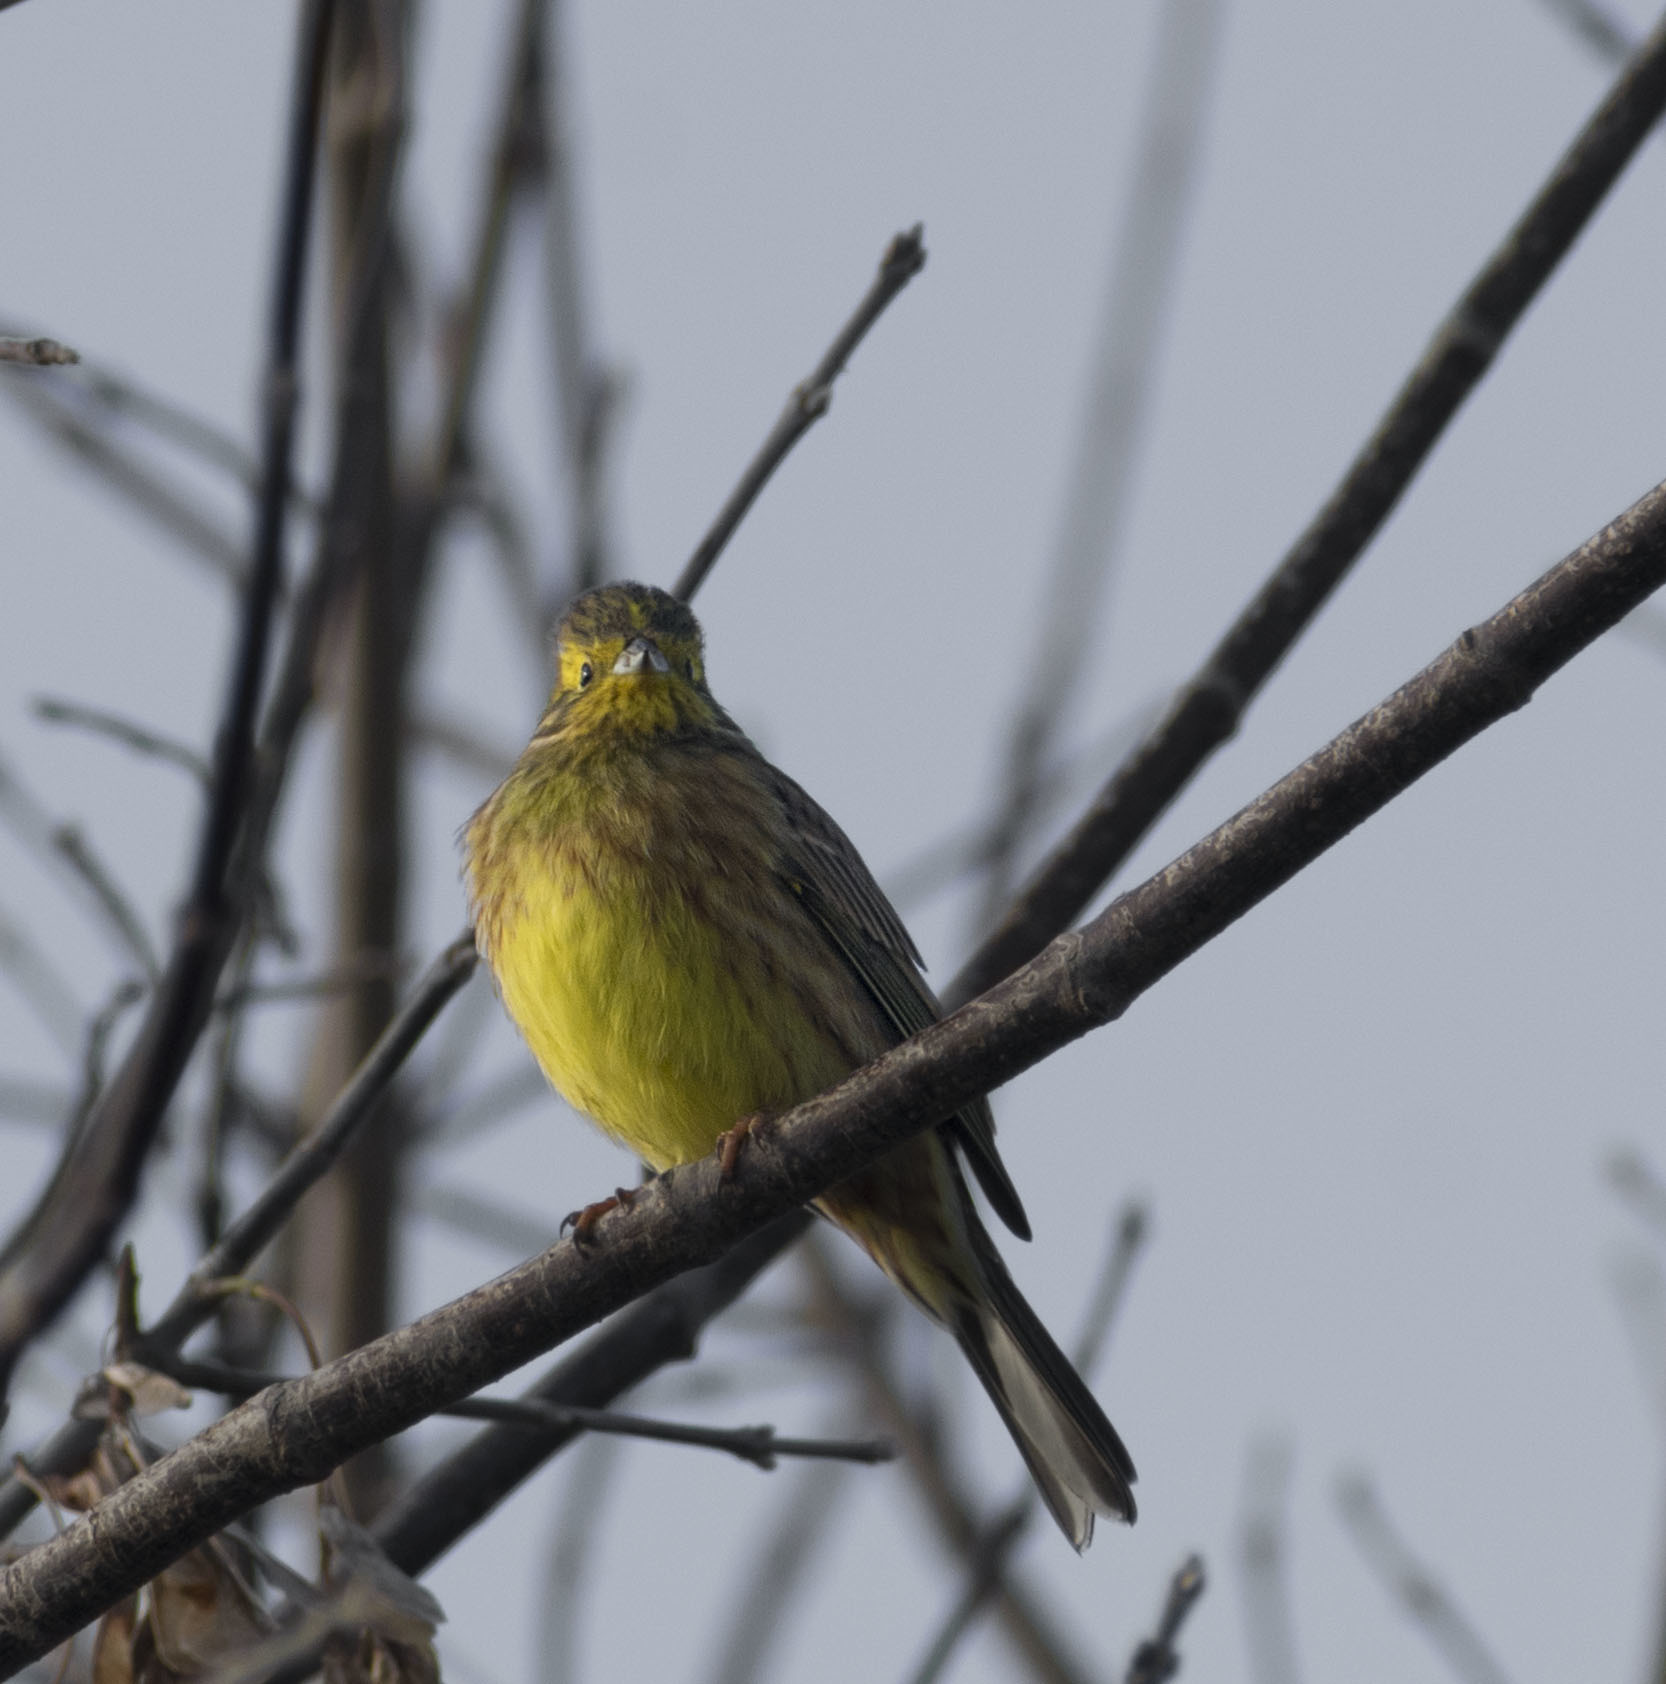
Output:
[{"xmin": 764, "ymin": 762, "xmax": 1032, "ymax": 1241}]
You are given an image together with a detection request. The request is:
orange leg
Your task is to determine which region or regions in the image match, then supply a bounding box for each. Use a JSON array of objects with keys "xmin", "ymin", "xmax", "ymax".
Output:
[{"xmin": 560, "ymin": 1184, "xmax": 638, "ymax": 1245}]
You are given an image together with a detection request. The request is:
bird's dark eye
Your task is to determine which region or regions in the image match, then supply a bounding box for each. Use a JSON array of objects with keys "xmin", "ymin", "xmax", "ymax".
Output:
[
  {"xmin": 578, "ymin": 662, "xmax": 594, "ymax": 689},
  {"xmin": 685, "ymin": 659, "xmax": 697, "ymax": 680}
]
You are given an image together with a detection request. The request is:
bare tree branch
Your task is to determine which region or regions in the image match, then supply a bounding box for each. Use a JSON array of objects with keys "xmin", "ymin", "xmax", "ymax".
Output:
[
  {"xmin": 1336, "ymin": 1473, "xmax": 1515, "ymax": 1684},
  {"xmin": 951, "ymin": 8, "xmax": 1666, "ymax": 1007},
  {"xmin": 3, "ymin": 472, "xmax": 1665, "ymax": 1668},
  {"xmin": 671, "ymin": 225, "xmax": 928, "ymax": 603}
]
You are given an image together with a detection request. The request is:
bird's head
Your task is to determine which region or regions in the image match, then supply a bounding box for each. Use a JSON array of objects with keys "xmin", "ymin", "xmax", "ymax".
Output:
[{"xmin": 540, "ymin": 582, "xmax": 717, "ymax": 742}]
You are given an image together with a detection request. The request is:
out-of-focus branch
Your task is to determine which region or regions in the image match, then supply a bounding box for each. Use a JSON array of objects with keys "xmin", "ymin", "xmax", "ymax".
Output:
[
  {"xmin": 951, "ymin": 8, "xmax": 1666, "ymax": 1007},
  {"xmin": 532, "ymin": 0, "xmax": 613, "ymax": 593},
  {"xmin": 0, "ymin": 338, "xmax": 77, "ymax": 367},
  {"xmin": 803, "ymin": 1236, "xmax": 1097, "ymax": 1684},
  {"xmin": 0, "ymin": 753, "xmax": 161, "ymax": 978},
  {"xmin": 31, "ymin": 697, "xmax": 210, "ymax": 785},
  {"xmin": 537, "ymin": 1434, "xmax": 621, "ymax": 1684},
  {"xmin": 976, "ymin": 0, "xmax": 1223, "ymax": 929},
  {"xmin": 1239, "ymin": 1437, "xmax": 1303, "ymax": 1684},
  {"xmin": 5, "ymin": 476, "xmax": 1666, "ymax": 1665},
  {"xmin": 699, "ymin": 1450, "xmax": 851, "ymax": 1684},
  {"xmin": 1611, "ymin": 1147, "xmax": 1666, "ymax": 1239},
  {"xmin": 671, "ymin": 224, "xmax": 927, "ymax": 603},
  {"xmin": 0, "ymin": 0, "xmax": 338, "ymax": 1408},
  {"xmin": 1532, "ymin": 0, "xmax": 1636, "ymax": 60},
  {"xmin": 0, "ymin": 905, "xmax": 83, "ymax": 1059},
  {"xmin": 1124, "ymin": 1555, "xmax": 1207, "ymax": 1684},
  {"xmin": 1335, "ymin": 1473, "xmax": 1515, "ymax": 1684}
]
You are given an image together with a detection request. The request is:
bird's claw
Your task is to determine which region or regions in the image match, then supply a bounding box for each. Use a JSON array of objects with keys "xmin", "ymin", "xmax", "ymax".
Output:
[
  {"xmin": 560, "ymin": 1185, "xmax": 638, "ymax": 1245},
  {"xmin": 717, "ymin": 1112, "xmax": 772, "ymax": 1181}
]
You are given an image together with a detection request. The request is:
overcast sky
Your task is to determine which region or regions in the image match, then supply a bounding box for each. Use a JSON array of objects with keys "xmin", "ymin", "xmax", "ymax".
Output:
[{"xmin": 3, "ymin": 3, "xmax": 1666, "ymax": 1683}]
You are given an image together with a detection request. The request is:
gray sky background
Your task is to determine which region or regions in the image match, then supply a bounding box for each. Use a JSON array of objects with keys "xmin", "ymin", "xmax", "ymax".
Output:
[{"xmin": 2, "ymin": 3, "xmax": 1665, "ymax": 1682}]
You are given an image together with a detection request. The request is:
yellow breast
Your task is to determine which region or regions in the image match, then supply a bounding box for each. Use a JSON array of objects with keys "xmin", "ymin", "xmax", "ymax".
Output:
[{"xmin": 466, "ymin": 739, "xmax": 875, "ymax": 1171}]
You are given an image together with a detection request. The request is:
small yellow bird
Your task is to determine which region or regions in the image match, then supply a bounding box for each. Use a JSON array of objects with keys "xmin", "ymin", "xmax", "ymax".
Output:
[{"xmin": 464, "ymin": 582, "xmax": 1135, "ymax": 1546}]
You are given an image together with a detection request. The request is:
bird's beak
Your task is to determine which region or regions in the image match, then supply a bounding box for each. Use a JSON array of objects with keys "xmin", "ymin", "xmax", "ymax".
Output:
[{"xmin": 612, "ymin": 635, "xmax": 672, "ymax": 677}]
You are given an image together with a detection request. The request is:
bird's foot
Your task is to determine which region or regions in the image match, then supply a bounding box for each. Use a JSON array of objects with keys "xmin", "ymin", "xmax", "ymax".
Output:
[
  {"xmin": 560, "ymin": 1185, "xmax": 638, "ymax": 1245},
  {"xmin": 717, "ymin": 1111, "xmax": 774, "ymax": 1181}
]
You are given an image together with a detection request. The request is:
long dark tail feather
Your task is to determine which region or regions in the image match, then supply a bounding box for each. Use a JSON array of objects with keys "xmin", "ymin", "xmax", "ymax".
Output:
[{"xmin": 953, "ymin": 1225, "xmax": 1137, "ymax": 1550}]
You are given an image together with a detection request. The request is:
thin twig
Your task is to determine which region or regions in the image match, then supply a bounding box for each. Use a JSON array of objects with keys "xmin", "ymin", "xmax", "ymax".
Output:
[
  {"xmin": 31, "ymin": 697, "xmax": 210, "ymax": 785},
  {"xmin": 951, "ymin": 10, "xmax": 1666, "ymax": 1007},
  {"xmin": 443, "ymin": 1396, "xmax": 892, "ymax": 1469},
  {"xmin": 1335, "ymin": 1473, "xmax": 1515, "ymax": 1684},
  {"xmin": 1124, "ymin": 1555, "xmax": 1207, "ymax": 1684},
  {"xmin": 671, "ymin": 225, "xmax": 927, "ymax": 603},
  {"xmin": 7, "ymin": 476, "xmax": 1666, "ymax": 1659},
  {"xmin": 976, "ymin": 0, "xmax": 1224, "ymax": 930},
  {"xmin": 1239, "ymin": 1437, "xmax": 1303, "ymax": 1684},
  {"xmin": 49, "ymin": 828, "xmax": 158, "ymax": 982}
]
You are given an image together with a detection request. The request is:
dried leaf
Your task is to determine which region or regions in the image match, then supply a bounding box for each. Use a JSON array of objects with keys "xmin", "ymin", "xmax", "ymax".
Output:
[
  {"xmin": 74, "ymin": 1363, "xmax": 193, "ymax": 1420},
  {"xmin": 91, "ymin": 1597, "xmax": 138, "ymax": 1684},
  {"xmin": 143, "ymin": 1544, "xmax": 267, "ymax": 1679}
]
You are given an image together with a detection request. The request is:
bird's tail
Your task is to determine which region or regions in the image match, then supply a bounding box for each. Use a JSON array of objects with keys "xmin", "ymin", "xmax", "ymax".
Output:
[{"xmin": 950, "ymin": 1223, "xmax": 1137, "ymax": 1550}]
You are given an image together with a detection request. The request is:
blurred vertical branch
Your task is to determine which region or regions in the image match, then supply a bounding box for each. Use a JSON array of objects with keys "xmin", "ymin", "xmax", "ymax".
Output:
[
  {"xmin": 289, "ymin": 0, "xmax": 410, "ymax": 1518},
  {"xmin": 533, "ymin": 0, "xmax": 613, "ymax": 596},
  {"xmin": 976, "ymin": 0, "xmax": 1224, "ymax": 932},
  {"xmin": 1238, "ymin": 1437, "xmax": 1302, "ymax": 1684}
]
